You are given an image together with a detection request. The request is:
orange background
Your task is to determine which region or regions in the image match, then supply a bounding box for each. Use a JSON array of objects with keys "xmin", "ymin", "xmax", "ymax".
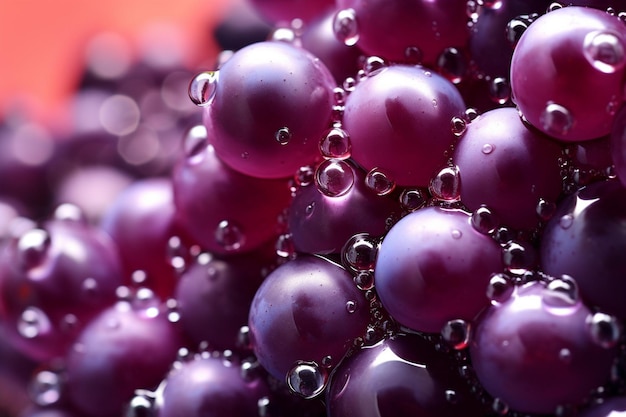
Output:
[{"xmin": 0, "ymin": 0, "xmax": 233, "ymax": 127}]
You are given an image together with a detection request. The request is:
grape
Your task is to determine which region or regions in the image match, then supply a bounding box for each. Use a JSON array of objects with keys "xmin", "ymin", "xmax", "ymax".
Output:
[
  {"xmin": 375, "ymin": 206, "xmax": 502, "ymax": 333},
  {"xmin": 206, "ymin": 41, "xmax": 337, "ymax": 179},
  {"xmin": 510, "ymin": 6, "xmax": 626, "ymax": 141},
  {"xmin": 470, "ymin": 281, "xmax": 618, "ymax": 414},
  {"xmin": 343, "ymin": 64, "xmax": 466, "ymax": 187}
]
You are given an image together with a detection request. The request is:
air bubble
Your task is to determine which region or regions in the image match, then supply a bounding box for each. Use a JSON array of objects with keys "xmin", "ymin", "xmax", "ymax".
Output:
[
  {"xmin": 429, "ymin": 165, "xmax": 461, "ymax": 202},
  {"xmin": 436, "ymin": 47, "xmax": 466, "ymax": 84},
  {"xmin": 441, "ymin": 319, "xmax": 471, "ymax": 350},
  {"xmin": 18, "ymin": 307, "xmax": 51, "ymax": 339},
  {"xmin": 342, "ymin": 233, "xmax": 378, "ymax": 271},
  {"xmin": 502, "ymin": 241, "xmax": 535, "ymax": 275},
  {"xmin": 587, "ymin": 312, "xmax": 622, "ymax": 348},
  {"xmin": 486, "ymin": 273, "xmax": 514, "ymax": 304},
  {"xmin": 559, "ymin": 214, "xmax": 573, "ymax": 229},
  {"xmin": 241, "ymin": 359, "xmax": 263, "ymax": 381},
  {"xmin": 506, "ymin": 14, "xmax": 537, "ymax": 46},
  {"xmin": 346, "ymin": 300, "xmax": 357, "ymax": 313},
  {"xmin": 481, "ymin": 143, "xmax": 495, "ymax": 155},
  {"xmin": 354, "ymin": 271, "xmax": 374, "ymax": 290},
  {"xmin": 315, "ymin": 159, "xmax": 355, "ymax": 197},
  {"xmin": 536, "ymin": 198, "xmax": 557, "ymax": 221},
  {"xmin": 295, "ymin": 165, "xmax": 315, "ymax": 187},
  {"xmin": 489, "ymin": 77, "xmax": 510, "ymax": 104},
  {"xmin": 29, "ymin": 370, "xmax": 62, "ymax": 406},
  {"xmin": 399, "ymin": 188, "xmax": 427, "ymax": 211},
  {"xmin": 333, "ymin": 9, "xmax": 359, "ymax": 46},
  {"xmin": 363, "ymin": 56, "xmax": 386, "ymax": 76},
  {"xmin": 286, "ymin": 361, "xmax": 328, "ymax": 399},
  {"xmin": 544, "ymin": 275, "xmax": 579, "ymax": 307},
  {"xmin": 451, "ymin": 229, "xmax": 463, "ymax": 239},
  {"xmin": 276, "ymin": 233, "xmax": 295, "ymax": 259},
  {"xmin": 188, "ymin": 71, "xmax": 219, "ymax": 106},
  {"xmin": 540, "ymin": 103, "xmax": 574, "ymax": 137},
  {"xmin": 126, "ymin": 393, "xmax": 155, "ymax": 417},
  {"xmin": 558, "ymin": 348, "xmax": 572, "ymax": 364},
  {"xmin": 214, "ymin": 220, "xmax": 245, "ymax": 252},
  {"xmin": 471, "ymin": 205, "xmax": 498, "ymax": 234},
  {"xmin": 445, "ymin": 389, "xmax": 458, "ymax": 404},
  {"xmin": 492, "ymin": 398, "xmax": 510, "ymax": 415},
  {"xmin": 584, "ymin": 30, "xmax": 625, "ymax": 73},
  {"xmin": 451, "ymin": 117, "xmax": 467, "ymax": 137},
  {"xmin": 320, "ymin": 127, "xmax": 351, "ymax": 159},
  {"xmin": 17, "ymin": 228, "xmax": 50, "ymax": 270},
  {"xmin": 183, "ymin": 125, "xmax": 208, "ymax": 161},
  {"xmin": 269, "ymin": 27, "xmax": 298, "ymax": 44},
  {"xmin": 275, "ymin": 127, "xmax": 292, "ymax": 145},
  {"xmin": 547, "ymin": 2, "xmax": 563, "ymax": 12},
  {"xmin": 404, "ymin": 46, "xmax": 423, "ymax": 64},
  {"xmin": 365, "ymin": 168, "xmax": 396, "ymax": 196}
]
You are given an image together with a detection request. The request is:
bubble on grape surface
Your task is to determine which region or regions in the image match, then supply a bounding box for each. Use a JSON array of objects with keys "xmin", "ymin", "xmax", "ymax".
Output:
[
  {"xmin": 404, "ymin": 46, "xmax": 423, "ymax": 64},
  {"xmin": 536, "ymin": 198, "xmax": 557, "ymax": 221},
  {"xmin": 540, "ymin": 103, "xmax": 574, "ymax": 137},
  {"xmin": 505, "ymin": 14, "xmax": 537, "ymax": 46},
  {"xmin": 429, "ymin": 165, "xmax": 461, "ymax": 202},
  {"xmin": 354, "ymin": 270, "xmax": 374, "ymax": 291},
  {"xmin": 274, "ymin": 127, "xmax": 292, "ymax": 145},
  {"xmin": 362, "ymin": 56, "xmax": 387, "ymax": 77},
  {"xmin": 286, "ymin": 361, "xmax": 328, "ymax": 399},
  {"xmin": 441, "ymin": 319, "xmax": 472, "ymax": 350},
  {"xmin": 451, "ymin": 116, "xmax": 467, "ymax": 137},
  {"xmin": 29, "ymin": 370, "xmax": 62, "ymax": 406},
  {"xmin": 489, "ymin": 77, "xmax": 511, "ymax": 104},
  {"xmin": 492, "ymin": 398, "xmax": 510, "ymax": 415},
  {"xmin": 53, "ymin": 203, "xmax": 86, "ymax": 223},
  {"xmin": 544, "ymin": 275, "xmax": 580, "ymax": 308},
  {"xmin": 315, "ymin": 159, "xmax": 355, "ymax": 197},
  {"xmin": 214, "ymin": 220, "xmax": 245, "ymax": 252},
  {"xmin": 364, "ymin": 168, "xmax": 395, "ymax": 196},
  {"xmin": 342, "ymin": 233, "xmax": 378, "ymax": 272},
  {"xmin": 333, "ymin": 8, "xmax": 359, "ymax": 47},
  {"xmin": 399, "ymin": 188, "xmax": 427, "ymax": 212},
  {"xmin": 587, "ymin": 312, "xmax": 622, "ymax": 349},
  {"xmin": 436, "ymin": 47, "xmax": 466, "ymax": 84},
  {"xmin": 583, "ymin": 30, "xmax": 625, "ymax": 74},
  {"xmin": 188, "ymin": 71, "xmax": 219, "ymax": 106},
  {"xmin": 502, "ymin": 241, "xmax": 535, "ymax": 275},
  {"xmin": 126, "ymin": 392, "xmax": 155, "ymax": 417},
  {"xmin": 320, "ymin": 126, "xmax": 351, "ymax": 159},
  {"xmin": 471, "ymin": 205, "xmax": 499, "ymax": 234},
  {"xmin": 18, "ymin": 307, "xmax": 51, "ymax": 339},
  {"xmin": 559, "ymin": 213, "xmax": 574, "ymax": 229},
  {"xmin": 17, "ymin": 228, "xmax": 50, "ymax": 269},
  {"xmin": 486, "ymin": 273, "xmax": 514, "ymax": 304}
]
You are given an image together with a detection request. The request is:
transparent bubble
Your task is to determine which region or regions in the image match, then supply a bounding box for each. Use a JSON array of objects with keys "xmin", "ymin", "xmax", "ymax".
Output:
[
  {"xmin": 214, "ymin": 220, "xmax": 245, "ymax": 252},
  {"xmin": 276, "ymin": 233, "xmax": 295, "ymax": 259},
  {"xmin": 295, "ymin": 165, "xmax": 315, "ymax": 187},
  {"xmin": 183, "ymin": 125, "xmax": 208, "ymax": 161},
  {"xmin": 333, "ymin": 9, "xmax": 359, "ymax": 46},
  {"xmin": 471, "ymin": 205, "xmax": 499, "ymax": 234},
  {"xmin": 275, "ymin": 127, "xmax": 292, "ymax": 145},
  {"xmin": 404, "ymin": 46, "xmax": 423, "ymax": 64},
  {"xmin": 540, "ymin": 103, "xmax": 573, "ymax": 137},
  {"xmin": 286, "ymin": 361, "xmax": 328, "ymax": 399},
  {"xmin": 492, "ymin": 398, "xmax": 510, "ymax": 415},
  {"xmin": 333, "ymin": 87, "xmax": 347, "ymax": 105},
  {"xmin": 436, "ymin": 47, "xmax": 466, "ymax": 84},
  {"xmin": 365, "ymin": 168, "xmax": 396, "ymax": 196},
  {"xmin": 188, "ymin": 71, "xmax": 219, "ymax": 106},
  {"xmin": 506, "ymin": 14, "xmax": 537, "ymax": 46},
  {"xmin": 547, "ymin": 2, "xmax": 563, "ymax": 12},
  {"xmin": 558, "ymin": 348, "xmax": 572, "ymax": 364},
  {"xmin": 269, "ymin": 27, "xmax": 298, "ymax": 44},
  {"xmin": 29, "ymin": 370, "xmax": 62, "ymax": 406},
  {"xmin": 450, "ymin": 229, "xmax": 463, "ymax": 239},
  {"xmin": 544, "ymin": 275, "xmax": 579, "ymax": 307},
  {"xmin": 342, "ymin": 76, "xmax": 357, "ymax": 92},
  {"xmin": 346, "ymin": 300, "xmax": 357, "ymax": 314},
  {"xmin": 486, "ymin": 273, "xmax": 514, "ymax": 304},
  {"xmin": 445, "ymin": 389, "xmax": 458, "ymax": 404},
  {"xmin": 587, "ymin": 312, "xmax": 622, "ymax": 348},
  {"xmin": 399, "ymin": 188, "xmax": 427, "ymax": 211},
  {"xmin": 464, "ymin": 107, "xmax": 480, "ymax": 123},
  {"xmin": 258, "ymin": 396, "xmax": 271, "ymax": 417},
  {"xmin": 342, "ymin": 233, "xmax": 378, "ymax": 271},
  {"xmin": 583, "ymin": 30, "xmax": 625, "ymax": 73},
  {"xmin": 451, "ymin": 116, "xmax": 467, "ymax": 137},
  {"xmin": 354, "ymin": 270, "xmax": 375, "ymax": 290},
  {"xmin": 363, "ymin": 56, "xmax": 387, "ymax": 77},
  {"xmin": 441, "ymin": 319, "xmax": 471, "ymax": 350},
  {"xmin": 429, "ymin": 165, "xmax": 461, "ymax": 202},
  {"xmin": 241, "ymin": 359, "xmax": 263, "ymax": 381},
  {"xmin": 488, "ymin": 77, "xmax": 511, "ymax": 105},
  {"xmin": 126, "ymin": 393, "xmax": 155, "ymax": 417},
  {"xmin": 18, "ymin": 307, "xmax": 51, "ymax": 339},
  {"xmin": 559, "ymin": 214, "xmax": 574, "ymax": 229},
  {"xmin": 238, "ymin": 325, "xmax": 252, "ymax": 350},
  {"xmin": 17, "ymin": 228, "xmax": 50, "ymax": 270},
  {"xmin": 53, "ymin": 203, "xmax": 86, "ymax": 223},
  {"xmin": 320, "ymin": 127, "xmax": 351, "ymax": 159},
  {"xmin": 536, "ymin": 198, "xmax": 557, "ymax": 221},
  {"xmin": 315, "ymin": 159, "xmax": 355, "ymax": 197},
  {"xmin": 502, "ymin": 241, "xmax": 534, "ymax": 275}
]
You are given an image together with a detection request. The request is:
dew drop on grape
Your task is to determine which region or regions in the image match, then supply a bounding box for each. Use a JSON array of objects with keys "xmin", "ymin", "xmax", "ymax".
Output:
[
  {"xmin": 333, "ymin": 9, "xmax": 359, "ymax": 46},
  {"xmin": 18, "ymin": 307, "xmax": 51, "ymax": 339},
  {"xmin": 286, "ymin": 361, "xmax": 328, "ymax": 399},
  {"xmin": 586, "ymin": 312, "xmax": 622, "ymax": 349},
  {"xmin": 274, "ymin": 127, "xmax": 292, "ymax": 145},
  {"xmin": 214, "ymin": 220, "xmax": 245, "ymax": 252},
  {"xmin": 17, "ymin": 228, "xmax": 50, "ymax": 270},
  {"xmin": 429, "ymin": 165, "xmax": 461, "ymax": 202},
  {"xmin": 540, "ymin": 103, "xmax": 574, "ymax": 137},
  {"xmin": 183, "ymin": 125, "xmax": 208, "ymax": 161},
  {"xmin": 451, "ymin": 117, "xmax": 467, "ymax": 137},
  {"xmin": 320, "ymin": 126, "xmax": 351, "ymax": 159},
  {"xmin": 364, "ymin": 168, "xmax": 395, "ymax": 196},
  {"xmin": 583, "ymin": 30, "xmax": 625, "ymax": 74},
  {"xmin": 441, "ymin": 319, "xmax": 471, "ymax": 350},
  {"xmin": 471, "ymin": 205, "xmax": 499, "ymax": 235},
  {"xmin": 342, "ymin": 233, "xmax": 378, "ymax": 271},
  {"xmin": 399, "ymin": 188, "xmax": 427, "ymax": 212},
  {"xmin": 315, "ymin": 159, "xmax": 355, "ymax": 197},
  {"xmin": 188, "ymin": 71, "xmax": 219, "ymax": 107},
  {"xmin": 486, "ymin": 273, "xmax": 514, "ymax": 304}
]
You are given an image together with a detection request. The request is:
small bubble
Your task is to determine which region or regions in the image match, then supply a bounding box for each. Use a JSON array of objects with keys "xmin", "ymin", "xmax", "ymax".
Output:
[
  {"xmin": 346, "ymin": 300, "xmax": 357, "ymax": 313},
  {"xmin": 544, "ymin": 275, "xmax": 579, "ymax": 307},
  {"xmin": 276, "ymin": 233, "xmax": 295, "ymax": 259},
  {"xmin": 404, "ymin": 46, "xmax": 423, "ymax": 64},
  {"xmin": 342, "ymin": 76, "xmax": 357, "ymax": 92},
  {"xmin": 365, "ymin": 168, "xmax": 396, "ymax": 196},
  {"xmin": 492, "ymin": 398, "xmax": 509, "ymax": 415},
  {"xmin": 399, "ymin": 188, "xmax": 427, "ymax": 211},
  {"xmin": 429, "ymin": 165, "xmax": 461, "ymax": 202},
  {"xmin": 464, "ymin": 108, "xmax": 479, "ymax": 123},
  {"xmin": 238, "ymin": 325, "xmax": 252, "ymax": 350},
  {"xmin": 17, "ymin": 228, "xmax": 50, "ymax": 270},
  {"xmin": 481, "ymin": 143, "xmax": 495, "ymax": 155},
  {"xmin": 471, "ymin": 205, "xmax": 498, "ymax": 234},
  {"xmin": 559, "ymin": 214, "xmax": 574, "ymax": 229},
  {"xmin": 488, "ymin": 77, "xmax": 511, "ymax": 104},
  {"xmin": 558, "ymin": 348, "xmax": 572, "ymax": 364},
  {"xmin": 450, "ymin": 229, "xmax": 463, "ymax": 239},
  {"xmin": 445, "ymin": 389, "xmax": 458, "ymax": 404},
  {"xmin": 441, "ymin": 319, "xmax": 471, "ymax": 350},
  {"xmin": 583, "ymin": 30, "xmax": 625, "ymax": 73},
  {"xmin": 320, "ymin": 127, "xmax": 351, "ymax": 159},
  {"xmin": 436, "ymin": 47, "xmax": 466, "ymax": 84},
  {"xmin": 354, "ymin": 271, "xmax": 375, "ymax": 290},
  {"xmin": 333, "ymin": 8, "xmax": 359, "ymax": 46},
  {"xmin": 241, "ymin": 359, "xmax": 263, "ymax": 381},
  {"xmin": 342, "ymin": 233, "xmax": 378, "ymax": 271},
  {"xmin": 188, "ymin": 71, "xmax": 219, "ymax": 106},
  {"xmin": 305, "ymin": 202, "xmax": 315, "ymax": 216},
  {"xmin": 295, "ymin": 165, "xmax": 315, "ymax": 187},
  {"xmin": 502, "ymin": 241, "xmax": 535, "ymax": 275},
  {"xmin": 275, "ymin": 127, "xmax": 292, "ymax": 145},
  {"xmin": 126, "ymin": 393, "xmax": 155, "ymax": 417},
  {"xmin": 432, "ymin": 98, "xmax": 438, "ymax": 108},
  {"xmin": 536, "ymin": 198, "xmax": 557, "ymax": 221},
  {"xmin": 29, "ymin": 370, "xmax": 62, "ymax": 406},
  {"xmin": 18, "ymin": 307, "xmax": 50, "ymax": 339},
  {"xmin": 451, "ymin": 116, "xmax": 467, "ymax": 137},
  {"xmin": 486, "ymin": 273, "xmax": 514, "ymax": 304},
  {"xmin": 540, "ymin": 103, "xmax": 574, "ymax": 137},
  {"xmin": 286, "ymin": 361, "xmax": 328, "ymax": 399},
  {"xmin": 214, "ymin": 220, "xmax": 245, "ymax": 252},
  {"xmin": 183, "ymin": 125, "xmax": 208, "ymax": 160},
  {"xmin": 547, "ymin": 2, "xmax": 563, "ymax": 12},
  {"xmin": 315, "ymin": 159, "xmax": 355, "ymax": 197},
  {"xmin": 506, "ymin": 14, "xmax": 537, "ymax": 46},
  {"xmin": 53, "ymin": 203, "xmax": 85, "ymax": 223},
  {"xmin": 269, "ymin": 27, "xmax": 298, "ymax": 43},
  {"xmin": 333, "ymin": 87, "xmax": 347, "ymax": 105},
  {"xmin": 321, "ymin": 356, "xmax": 333, "ymax": 368},
  {"xmin": 258, "ymin": 397, "xmax": 271, "ymax": 417},
  {"xmin": 587, "ymin": 312, "xmax": 622, "ymax": 348},
  {"xmin": 363, "ymin": 56, "xmax": 386, "ymax": 76}
]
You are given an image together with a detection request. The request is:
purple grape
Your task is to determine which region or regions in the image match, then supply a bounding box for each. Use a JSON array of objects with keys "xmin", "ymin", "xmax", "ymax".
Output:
[
  {"xmin": 248, "ymin": 255, "xmax": 370, "ymax": 381},
  {"xmin": 206, "ymin": 41, "xmax": 336, "ymax": 179},
  {"xmin": 327, "ymin": 333, "xmax": 486, "ymax": 417},
  {"xmin": 0, "ymin": 219, "xmax": 124, "ymax": 361},
  {"xmin": 343, "ymin": 65, "xmax": 466, "ymax": 187},
  {"xmin": 470, "ymin": 281, "xmax": 618, "ymax": 414},
  {"xmin": 375, "ymin": 206, "xmax": 502, "ymax": 333},
  {"xmin": 65, "ymin": 298, "xmax": 183, "ymax": 417},
  {"xmin": 155, "ymin": 354, "xmax": 271, "ymax": 417},
  {"xmin": 540, "ymin": 179, "xmax": 626, "ymax": 319},
  {"xmin": 453, "ymin": 107, "xmax": 563, "ymax": 230},
  {"xmin": 510, "ymin": 6, "xmax": 626, "ymax": 141}
]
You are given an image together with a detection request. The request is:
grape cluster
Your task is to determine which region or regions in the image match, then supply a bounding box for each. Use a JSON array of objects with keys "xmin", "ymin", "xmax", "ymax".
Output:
[{"xmin": 2, "ymin": 1, "xmax": 626, "ymax": 417}]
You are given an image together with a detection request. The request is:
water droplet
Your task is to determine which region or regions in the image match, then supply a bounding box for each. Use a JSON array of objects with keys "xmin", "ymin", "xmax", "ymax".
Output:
[
  {"xmin": 29, "ymin": 370, "xmax": 62, "ymax": 406},
  {"xmin": 269, "ymin": 26, "xmax": 298, "ymax": 43},
  {"xmin": 445, "ymin": 389, "xmax": 458, "ymax": 404},
  {"xmin": 346, "ymin": 300, "xmax": 357, "ymax": 313},
  {"xmin": 450, "ymin": 229, "xmax": 463, "ymax": 239},
  {"xmin": 399, "ymin": 188, "xmax": 427, "ymax": 211},
  {"xmin": 18, "ymin": 307, "xmax": 50, "ymax": 339},
  {"xmin": 287, "ymin": 361, "xmax": 328, "ymax": 399},
  {"xmin": 53, "ymin": 203, "xmax": 86, "ymax": 223},
  {"xmin": 295, "ymin": 165, "xmax": 315, "ymax": 187},
  {"xmin": 441, "ymin": 319, "xmax": 471, "ymax": 350},
  {"xmin": 354, "ymin": 270, "xmax": 375, "ymax": 291},
  {"xmin": 502, "ymin": 241, "xmax": 534, "ymax": 275},
  {"xmin": 547, "ymin": 2, "xmax": 563, "ymax": 12},
  {"xmin": 257, "ymin": 396, "xmax": 271, "ymax": 417},
  {"xmin": 587, "ymin": 312, "xmax": 622, "ymax": 348},
  {"xmin": 126, "ymin": 393, "xmax": 155, "ymax": 417},
  {"xmin": 333, "ymin": 8, "xmax": 359, "ymax": 46},
  {"xmin": 536, "ymin": 198, "xmax": 557, "ymax": 221},
  {"xmin": 429, "ymin": 165, "xmax": 461, "ymax": 202},
  {"xmin": 488, "ymin": 77, "xmax": 511, "ymax": 104},
  {"xmin": 558, "ymin": 348, "xmax": 572, "ymax": 364},
  {"xmin": 471, "ymin": 205, "xmax": 499, "ymax": 234},
  {"xmin": 583, "ymin": 30, "xmax": 625, "ymax": 73},
  {"xmin": 506, "ymin": 14, "xmax": 537, "ymax": 46},
  {"xmin": 304, "ymin": 202, "xmax": 316, "ymax": 217},
  {"xmin": 238, "ymin": 325, "xmax": 252, "ymax": 350},
  {"xmin": 241, "ymin": 359, "xmax": 263, "ymax": 381},
  {"xmin": 544, "ymin": 275, "xmax": 580, "ymax": 307},
  {"xmin": 559, "ymin": 214, "xmax": 574, "ymax": 229},
  {"xmin": 17, "ymin": 228, "xmax": 50, "ymax": 270},
  {"xmin": 464, "ymin": 107, "xmax": 479, "ymax": 123},
  {"xmin": 320, "ymin": 127, "xmax": 351, "ymax": 159},
  {"xmin": 363, "ymin": 56, "xmax": 386, "ymax": 77},
  {"xmin": 486, "ymin": 273, "xmax": 514, "ymax": 304},
  {"xmin": 214, "ymin": 220, "xmax": 245, "ymax": 251},
  {"xmin": 450, "ymin": 116, "xmax": 466, "ymax": 137},
  {"xmin": 188, "ymin": 71, "xmax": 219, "ymax": 106},
  {"xmin": 315, "ymin": 159, "xmax": 355, "ymax": 197},
  {"xmin": 540, "ymin": 103, "xmax": 574, "ymax": 137},
  {"xmin": 436, "ymin": 47, "xmax": 466, "ymax": 84},
  {"xmin": 365, "ymin": 168, "xmax": 396, "ymax": 196},
  {"xmin": 492, "ymin": 398, "xmax": 509, "ymax": 415},
  {"xmin": 183, "ymin": 124, "xmax": 208, "ymax": 160},
  {"xmin": 404, "ymin": 46, "xmax": 423, "ymax": 64},
  {"xmin": 321, "ymin": 355, "xmax": 333, "ymax": 368},
  {"xmin": 275, "ymin": 127, "xmax": 292, "ymax": 145},
  {"xmin": 342, "ymin": 233, "xmax": 378, "ymax": 271},
  {"xmin": 432, "ymin": 98, "xmax": 438, "ymax": 107},
  {"xmin": 276, "ymin": 233, "xmax": 295, "ymax": 259},
  {"xmin": 481, "ymin": 143, "xmax": 495, "ymax": 155}
]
